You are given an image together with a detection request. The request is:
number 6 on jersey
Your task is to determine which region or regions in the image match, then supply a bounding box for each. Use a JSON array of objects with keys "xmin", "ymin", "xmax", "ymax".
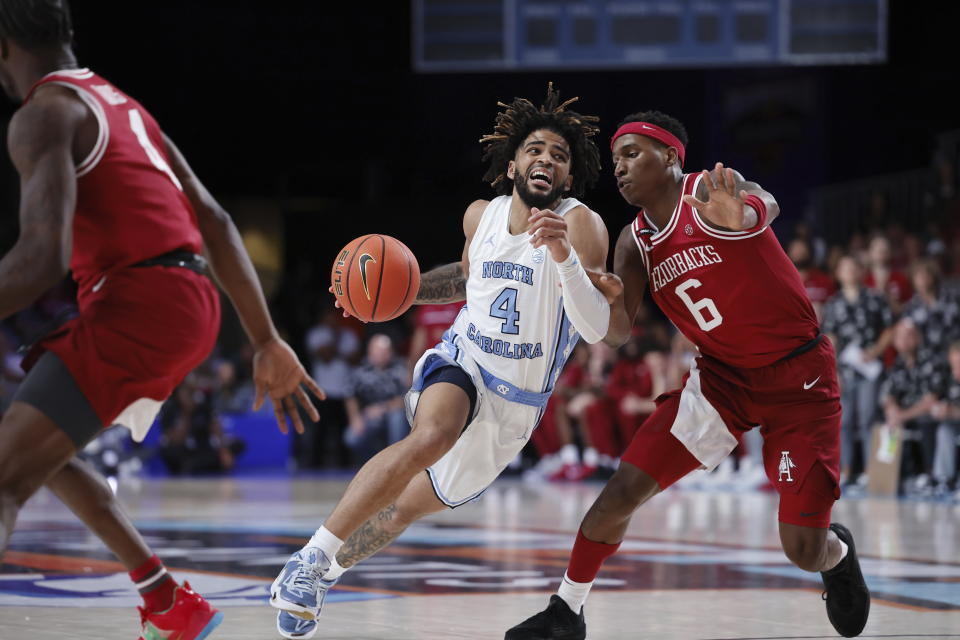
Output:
[{"xmin": 675, "ymin": 278, "xmax": 723, "ymax": 331}]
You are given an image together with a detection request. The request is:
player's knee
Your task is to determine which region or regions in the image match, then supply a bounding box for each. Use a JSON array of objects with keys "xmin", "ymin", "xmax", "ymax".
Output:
[
  {"xmin": 406, "ymin": 420, "xmax": 458, "ymax": 467},
  {"xmin": 782, "ymin": 535, "xmax": 825, "ymax": 572},
  {"xmin": 599, "ymin": 466, "xmax": 658, "ymax": 515}
]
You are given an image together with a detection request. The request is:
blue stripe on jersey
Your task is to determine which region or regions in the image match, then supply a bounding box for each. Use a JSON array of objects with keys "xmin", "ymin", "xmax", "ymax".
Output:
[
  {"xmin": 541, "ymin": 297, "xmax": 567, "ymax": 392},
  {"xmin": 439, "ymin": 305, "xmax": 468, "ymax": 345},
  {"xmin": 544, "ymin": 310, "xmax": 579, "ymax": 394}
]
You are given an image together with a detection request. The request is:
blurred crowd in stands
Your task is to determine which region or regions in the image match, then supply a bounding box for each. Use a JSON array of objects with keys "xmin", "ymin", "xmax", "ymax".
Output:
[{"xmin": 2, "ymin": 142, "xmax": 959, "ymax": 501}]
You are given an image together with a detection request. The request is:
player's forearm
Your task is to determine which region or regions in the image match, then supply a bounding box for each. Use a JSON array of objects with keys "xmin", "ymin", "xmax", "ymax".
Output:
[
  {"xmin": 166, "ymin": 133, "xmax": 280, "ymax": 349},
  {"xmin": 0, "ymin": 241, "xmax": 67, "ymax": 320},
  {"xmin": 740, "ymin": 182, "xmax": 779, "ymax": 228},
  {"xmin": 415, "ymin": 262, "xmax": 466, "ymax": 304},
  {"xmin": 603, "ymin": 301, "xmax": 632, "ymax": 348},
  {"xmin": 198, "ymin": 207, "xmax": 278, "ymax": 348},
  {"xmin": 556, "ymin": 251, "xmax": 609, "ymax": 344}
]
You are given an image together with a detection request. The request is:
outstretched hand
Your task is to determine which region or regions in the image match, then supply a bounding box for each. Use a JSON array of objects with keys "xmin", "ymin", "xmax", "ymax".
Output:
[
  {"xmin": 252, "ymin": 337, "xmax": 326, "ymax": 434},
  {"xmin": 682, "ymin": 162, "xmax": 751, "ymax": 231}
]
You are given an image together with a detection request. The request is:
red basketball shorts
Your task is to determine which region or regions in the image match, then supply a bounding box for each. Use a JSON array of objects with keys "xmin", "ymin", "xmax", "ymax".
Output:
[
  {"xmin": 622, "ymin": 337, "xmax": 842, "ymax": 528},
  {"xmin": 29, "ymin": 266, "xmax": 220, "ymax": 442}
]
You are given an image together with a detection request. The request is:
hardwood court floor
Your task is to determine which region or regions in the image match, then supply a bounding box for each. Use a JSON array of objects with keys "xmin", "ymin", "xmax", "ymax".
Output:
[{"xmin": 1, "ymin": 474, "xmax": 958, "ymax": 639}]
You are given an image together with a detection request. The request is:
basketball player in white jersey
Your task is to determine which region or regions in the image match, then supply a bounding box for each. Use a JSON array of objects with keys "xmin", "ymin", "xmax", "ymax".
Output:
[{"xmin": 269, "ymin": 84, "xmax": 613, "ymax": 638}]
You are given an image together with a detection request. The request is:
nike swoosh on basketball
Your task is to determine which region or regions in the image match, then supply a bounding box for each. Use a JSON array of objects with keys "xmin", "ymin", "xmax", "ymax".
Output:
[
  {"xmin": 803, "ymin": 376, "xmax": 820, "ymax": 390},
  {"xmin": 358, "ymin": 253, "xmax": 376, "ymax": 300}
]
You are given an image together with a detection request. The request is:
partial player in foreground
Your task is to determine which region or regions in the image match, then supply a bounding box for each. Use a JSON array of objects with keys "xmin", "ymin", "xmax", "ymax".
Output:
[
  {"xmin": 506, "ymin": 111, "xmax": 870, "ymax": 639},
  {"xmin": 269, "ymin": 84, "xmax": 613, "ymax": 638},
  {"xmin": 0, "ymin": 2, "xmax": 323, "ymax": 639}
]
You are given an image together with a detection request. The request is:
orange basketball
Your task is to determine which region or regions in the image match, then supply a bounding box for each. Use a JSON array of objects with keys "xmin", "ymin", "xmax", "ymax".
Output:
[{"xmin": 331, "ymin": 234, "xmax": 420, "ymax": 322}]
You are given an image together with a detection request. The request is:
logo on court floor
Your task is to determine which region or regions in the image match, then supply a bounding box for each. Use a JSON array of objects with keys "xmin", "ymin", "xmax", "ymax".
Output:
[
  {"xmin": 778, "ymin": 451, "xmax": 797, "ymax": 482},
  {"xmin": 3, "ymin": 520, "xmax": 958, "ymax": 612}
]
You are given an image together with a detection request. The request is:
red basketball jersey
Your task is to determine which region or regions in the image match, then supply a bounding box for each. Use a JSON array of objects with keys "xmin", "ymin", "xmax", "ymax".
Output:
[
  {"xmin": 632, "ymin": 173, "xmax": 818, "ymax": 368},
  {"xmin": 23, "ymin": 69, "xmax": 202, "ymax": 298}
]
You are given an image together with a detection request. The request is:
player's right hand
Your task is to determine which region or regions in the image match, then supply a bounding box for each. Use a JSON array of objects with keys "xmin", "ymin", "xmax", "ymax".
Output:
[{"xmin": 586, "ymin": 270, "xmax": 624, "ymax": 305}]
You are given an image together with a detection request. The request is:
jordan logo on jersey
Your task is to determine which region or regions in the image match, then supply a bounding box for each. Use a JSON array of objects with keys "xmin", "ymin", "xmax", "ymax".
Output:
[
  {"xmin": 778, "ymin": 451, "xmax": 797, "ymax": 482},
  {"xmin": 650, "ymin": 245, "xmax": 723, "ymax": 292}
]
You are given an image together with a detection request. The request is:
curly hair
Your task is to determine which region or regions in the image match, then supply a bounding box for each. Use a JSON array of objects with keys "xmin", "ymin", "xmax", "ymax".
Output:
[{"xmin": 480, "ymin": 82, "xmax": 601, "ymax": 198}]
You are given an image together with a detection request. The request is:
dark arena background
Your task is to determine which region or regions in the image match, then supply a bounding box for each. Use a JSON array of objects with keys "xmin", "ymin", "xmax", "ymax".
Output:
[{"xmin": 0, "ymin": 2, "xmax": 958, "ymax": 639}]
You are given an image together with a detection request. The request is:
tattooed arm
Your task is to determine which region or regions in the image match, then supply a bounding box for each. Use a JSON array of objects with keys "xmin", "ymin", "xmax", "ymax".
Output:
[
  {"xmin": 414, "ymin": 199, "xmax": 486, "ymax": 304},
  {"xmin": 415, "ymin": 262, "xmax": 467, "ymax": 303}
]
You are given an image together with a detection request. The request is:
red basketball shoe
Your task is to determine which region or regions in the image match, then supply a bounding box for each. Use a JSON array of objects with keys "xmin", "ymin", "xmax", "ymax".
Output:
[{"xmin": 138, "ymin": 581, "xmax": 223, "ymax": 640}]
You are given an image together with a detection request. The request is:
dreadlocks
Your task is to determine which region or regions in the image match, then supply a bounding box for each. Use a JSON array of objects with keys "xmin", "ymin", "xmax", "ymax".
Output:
[
  {"xmin": 480, "ymin": 82, "xmax": 600, "ymax": 198},
  {"xmin": 0, "ymin": 0, "xmax": 72, "ymax": 49}
]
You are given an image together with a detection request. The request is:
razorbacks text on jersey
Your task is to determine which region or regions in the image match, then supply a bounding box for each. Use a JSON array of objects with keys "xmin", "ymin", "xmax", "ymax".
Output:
[
  {"xmin": 23, "ymin": 68, "xmax": 202, "ymax": 298},
  {"xmin": 449, "ymin": 195, "xmax": 583, "ymax": 394},
  {"xmin": 632, "ymin": 173, "xmax": 818, "ymax": 368}
]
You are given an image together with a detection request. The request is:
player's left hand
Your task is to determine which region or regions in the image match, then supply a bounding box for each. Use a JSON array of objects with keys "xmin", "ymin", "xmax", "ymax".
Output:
[
  {"xmin": 252, "ymin": 337, "xmax": 327, "ymax": 435},
  {"xmin": 528, "ymin": 208, "xmax": 571, "ymax": 262},
  {"xmin": 585, "ymin": 269, "xmax": 624, "ymax": 305},
  {"xmin": 682, "ymin": 162, "xmax": 751, "ymax": 231}
]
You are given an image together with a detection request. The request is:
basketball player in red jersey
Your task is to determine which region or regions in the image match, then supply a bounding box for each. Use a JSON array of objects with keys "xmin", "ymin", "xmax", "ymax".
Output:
[
  {"xmin": 508, "ymin": 111, "xmax": 870, "ymax": 639},
  {"xmin": 0, "ymin": 3, "xmax": 323, "ymax": 639}
]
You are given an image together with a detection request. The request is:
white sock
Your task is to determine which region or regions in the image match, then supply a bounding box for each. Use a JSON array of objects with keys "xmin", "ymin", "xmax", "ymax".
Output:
[
  {"xmin": 560, "ymin": 444, "xmax": 579, "ymax": 465},
  {"xmin": 825, "ymin": 539, "xmax": 849, "ymax": 572},
  {"xmin": 323, "ymin": 555, "xmax": 348, "ymax": 581},
  {"xmin": 306, "ymin": 526, "xmax": 344, "ymax": 561},
  {"xmin": 583, "ymin": 447, "xmax": 599, "ymax": 468},
  {"xmin": 556, "ymin": 572, "xmax": 593, "ymax": 614}
]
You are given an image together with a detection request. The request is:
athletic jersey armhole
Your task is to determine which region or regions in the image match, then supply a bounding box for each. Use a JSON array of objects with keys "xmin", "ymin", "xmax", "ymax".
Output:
[
  {"xmin": 41, "ymin": 81, "xmax": 109, "ymax": 176},
  {"xmin": 631, "ymin": 217, "xmax": 651, "ymax": 274},
  {"xmin": 467, "ymin": 196, "xmax": 500, "ymax": 256}
]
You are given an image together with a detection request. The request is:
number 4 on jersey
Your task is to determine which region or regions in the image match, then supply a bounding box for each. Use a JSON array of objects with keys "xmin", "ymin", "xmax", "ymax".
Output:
[
  {"xmin": 675, "ymin": 278, "xmax": 723, "ymax": 331},
  {"xmin": 490, "ymin": 287, "xmax": 520, "ymax": 334}
]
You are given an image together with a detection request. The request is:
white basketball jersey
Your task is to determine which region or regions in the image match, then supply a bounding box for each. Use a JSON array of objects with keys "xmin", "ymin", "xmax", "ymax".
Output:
[{"xmin": 449, "ymin": 195, "xmax": 584, "ymax": 393}]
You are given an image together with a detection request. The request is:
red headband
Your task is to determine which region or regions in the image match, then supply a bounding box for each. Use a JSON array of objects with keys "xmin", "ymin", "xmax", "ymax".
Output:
[{"xmin": 610, "ymin": 122, "xmax": 685, "ymax": 167}]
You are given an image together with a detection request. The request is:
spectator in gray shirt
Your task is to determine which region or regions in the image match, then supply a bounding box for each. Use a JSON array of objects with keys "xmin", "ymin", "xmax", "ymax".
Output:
[
  {"xmin": 344, "ymin": 334, "xmax": 409, "ymax": 465},
  {"xmin": 300, "ymin": 308, "xmax": 361, "ymax": 468}
]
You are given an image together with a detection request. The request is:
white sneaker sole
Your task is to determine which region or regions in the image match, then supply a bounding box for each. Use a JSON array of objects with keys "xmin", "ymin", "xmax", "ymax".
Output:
[{"xmin": 270, "ymin": 575, "xmax": 319, "ymax": 620}]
